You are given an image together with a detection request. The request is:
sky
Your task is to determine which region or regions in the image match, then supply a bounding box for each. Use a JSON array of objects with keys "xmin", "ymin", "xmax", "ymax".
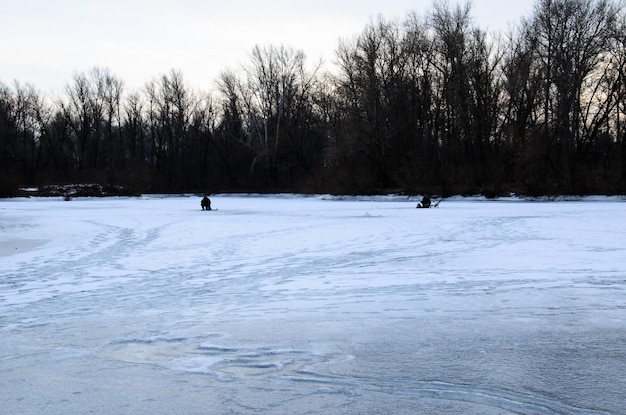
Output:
[{"xmin": 1, "ymin": 0, "xmax": 536, "ymax": 94}]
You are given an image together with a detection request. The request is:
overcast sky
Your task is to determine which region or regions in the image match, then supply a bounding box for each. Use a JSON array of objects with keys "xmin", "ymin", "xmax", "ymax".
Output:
[{"xmin": 1, "ymin": 0, "xmax": 535, "ymax": 94}]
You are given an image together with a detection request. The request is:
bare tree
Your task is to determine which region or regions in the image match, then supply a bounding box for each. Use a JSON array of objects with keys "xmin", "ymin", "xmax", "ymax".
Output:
[
  {"xmin": 221, "ymin": 44, "xmax": 322, "ymax": 188},
  {"xmin": 524, "ymin": 0, "xmax": 623, "ymax": 191},
  {"xmin": 429, "ymin": 1, "xmax": 502, "ymax": 191},
  {"xmin": 143, "ymin": 69, "xmax": 198, "ymax": 189},
  {"xmin": 335, "ymin": 16, "xmax": 412, "ymax": 189},
  {"xmin": 57, "ymin": 67, "xmax": 124, "ymax": 176}
]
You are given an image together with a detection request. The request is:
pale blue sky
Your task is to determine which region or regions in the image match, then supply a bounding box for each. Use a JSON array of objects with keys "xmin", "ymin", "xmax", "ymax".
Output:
[{"xmin": 1, "ymin": 0, "xmax": 535, "ymax": 93}]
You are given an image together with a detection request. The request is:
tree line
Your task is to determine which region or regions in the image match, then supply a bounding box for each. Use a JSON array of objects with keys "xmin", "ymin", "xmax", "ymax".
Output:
[{"xmin": 1, "ymin": 0, "xmax": 625, "ymax": 197}]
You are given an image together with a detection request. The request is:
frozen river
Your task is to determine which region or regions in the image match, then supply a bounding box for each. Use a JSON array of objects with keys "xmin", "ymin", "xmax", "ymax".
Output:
[{"xmin": 1, "ymin": 195, "xmax": 625, "ymax": 414}]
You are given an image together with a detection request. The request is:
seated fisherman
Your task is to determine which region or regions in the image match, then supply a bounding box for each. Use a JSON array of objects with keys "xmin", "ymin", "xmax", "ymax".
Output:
[
  {"xmin": 417, "ymin": 195, "xmax": 431, "ymax": 208},
  {"xmin": 201, "ymin": 195, "xmax": 211, "ymax": 210}
]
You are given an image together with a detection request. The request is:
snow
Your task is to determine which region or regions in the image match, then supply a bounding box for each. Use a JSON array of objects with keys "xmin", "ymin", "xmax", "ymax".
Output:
[{"xmin": 1, "ymin": 194, "xmax": 625, "ymax": 414}]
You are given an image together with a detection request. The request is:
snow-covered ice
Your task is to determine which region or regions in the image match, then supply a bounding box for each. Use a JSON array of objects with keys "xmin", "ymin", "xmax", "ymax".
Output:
[{"xmin": 1, "ymin": 194, "xmax": 625, "ymax": 414}]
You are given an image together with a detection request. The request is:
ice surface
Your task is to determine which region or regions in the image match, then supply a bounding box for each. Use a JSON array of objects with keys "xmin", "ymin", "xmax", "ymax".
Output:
[{"xmin": 1, "ymin": 195, "xmax": 625, "ymax": 414}]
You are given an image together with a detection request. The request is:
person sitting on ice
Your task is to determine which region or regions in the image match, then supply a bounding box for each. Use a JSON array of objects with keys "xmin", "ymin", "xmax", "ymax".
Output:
[
  {"xmin": 201, "ymin": 195, "xmax": 211, "ymax": 210},
  {"xmin": 417, "ymin": 194, "xmax": 431, "ymax": 208}
]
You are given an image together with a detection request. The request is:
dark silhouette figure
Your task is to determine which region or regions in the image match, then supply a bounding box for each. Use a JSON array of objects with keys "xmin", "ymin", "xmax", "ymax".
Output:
[
  {"xmin": 417, "ymin": 195, "xmax": 431, "ymax": 208},
  {"xmin": 201, "ymin": 195, "xmax": 211, "ymax": 210}
]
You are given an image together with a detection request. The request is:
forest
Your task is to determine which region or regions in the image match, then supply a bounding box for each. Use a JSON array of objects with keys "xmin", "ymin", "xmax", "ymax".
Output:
[{"xmin": 1, "ymin": 0, "xmax": 625, "ymax": 197}]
